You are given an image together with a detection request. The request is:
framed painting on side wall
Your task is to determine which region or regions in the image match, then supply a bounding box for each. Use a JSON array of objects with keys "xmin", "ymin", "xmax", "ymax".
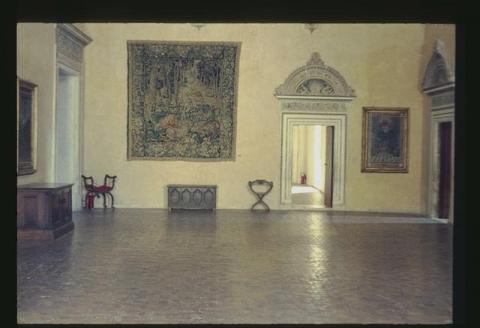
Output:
[
  {"xmin": 361, "ymin": 107, "xmax": 409, "ymax": 173},
  {"xmin": 17, "ymin": 78, "xmax": 37, "ymax": 176}
]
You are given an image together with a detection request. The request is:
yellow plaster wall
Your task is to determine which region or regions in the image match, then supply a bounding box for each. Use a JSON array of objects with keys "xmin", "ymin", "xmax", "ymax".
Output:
[
  {"xmin": 17, "ymin": 23, "xmax": 56, "ymax": 185},
  {"xmin": 81, "ymin": 23, "xmax": 432, "ymax": 212},
  {"xmin": 344, "ymin": 25, "xmax": 429, "ymax": 213}
]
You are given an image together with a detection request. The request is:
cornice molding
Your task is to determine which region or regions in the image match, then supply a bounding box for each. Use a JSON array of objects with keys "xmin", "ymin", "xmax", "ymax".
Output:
[
  {"xmin": 57, "ymin": 24, "xmax": 92, "ymax": 46},
  {"xmin": 56, "ymin": 24, "xmax": 92, "ymax": 69}
]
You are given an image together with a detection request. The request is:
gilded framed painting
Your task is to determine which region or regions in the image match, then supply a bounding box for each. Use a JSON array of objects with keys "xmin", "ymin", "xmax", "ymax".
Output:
[
  {"xmin": 17, "ymin": 78, "xmax": 37, "ymax": 176},
  {"xmin": 361, "ymin": 107, "xmax": 409, "ymax": 173}
]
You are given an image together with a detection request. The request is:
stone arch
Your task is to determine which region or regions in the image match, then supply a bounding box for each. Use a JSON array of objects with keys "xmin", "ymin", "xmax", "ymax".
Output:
[{"xmin": 275, "ymin": 52, "xmax": 356, "ymax": 98}]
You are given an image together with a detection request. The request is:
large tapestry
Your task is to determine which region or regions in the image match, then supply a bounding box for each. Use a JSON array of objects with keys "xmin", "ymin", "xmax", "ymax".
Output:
[{"xmin": 128, "ymin": 41, "xmax": 241, "ymax": 160}]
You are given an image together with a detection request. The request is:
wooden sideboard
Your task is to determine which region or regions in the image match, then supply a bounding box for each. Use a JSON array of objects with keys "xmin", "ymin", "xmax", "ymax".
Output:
[
  {"xmin": 17, "ymin": 183, "xmax": 74, "ymax": 240},
  {"xmin": 167, "ymin": 185, "xmax": 217, "ymax": 211}
]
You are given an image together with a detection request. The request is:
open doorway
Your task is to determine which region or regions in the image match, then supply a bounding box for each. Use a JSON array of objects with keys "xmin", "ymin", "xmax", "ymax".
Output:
[
  {"xmin": 280, "ymin": 113, "xmax": 346, "ymax": 208},
  {"xmin": 438, "ymin": 121, "xmax": 452, "ymax": 219},
  {"xmin": 55, "ymin": 67, "xmax": 81, "ymax": 210},
  {"xmin": 290, "ymin": 125, "xmax": 334, "ymax": 207}
]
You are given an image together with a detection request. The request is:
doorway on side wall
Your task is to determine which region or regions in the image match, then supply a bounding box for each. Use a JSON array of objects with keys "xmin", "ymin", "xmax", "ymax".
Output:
[
  {"xmin": 55, "ymin": 66, "xmax": 81, "ymax": 210},
  {"xmin": 438, "ymin": 121, "xmax": 452, "ymax": 219},
  {"xmin": 290, "ymin": 125, "xmax": 334, "ymax": 207}
]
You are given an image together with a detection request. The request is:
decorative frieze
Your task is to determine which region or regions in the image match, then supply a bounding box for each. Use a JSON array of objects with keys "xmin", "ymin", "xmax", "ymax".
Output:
[
  {"xmin": 57, "ymin": 30, "xmax": 83, "ymax": 62},
  {"xmin": 56, "ymin": 24, "xmax": 92, "ymax": 69},
  {"xmin": 281, "ymin": 101, "xmax": 347, "ymax": 112},
  {"xmin": 431, "ymin": 90, "xmax": 455, "ymax": 110},
  {"xmin": 56, "ymin": 53, "xmax": 82, "ymax": 72}
]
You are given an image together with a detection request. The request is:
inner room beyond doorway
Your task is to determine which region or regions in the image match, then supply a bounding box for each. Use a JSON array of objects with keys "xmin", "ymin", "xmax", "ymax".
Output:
[{"xmin": 291, "ymin": 125, "xmax": 333, "ymax": 207}]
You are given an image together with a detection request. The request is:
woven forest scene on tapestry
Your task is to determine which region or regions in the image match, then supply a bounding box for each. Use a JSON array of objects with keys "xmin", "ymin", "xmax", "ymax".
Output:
[{"xmin": 127, "ymin": 41, "xmax": 241, "ymax": 161}]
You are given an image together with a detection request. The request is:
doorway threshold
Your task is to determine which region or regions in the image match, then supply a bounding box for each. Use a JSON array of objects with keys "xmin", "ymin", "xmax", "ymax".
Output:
[
  {"xmin": 279, "ymin": 204, "xmax": 333, "ymax": 211},
  {"xmin": 430, "ymin": 217, "xmax": 449, "ymax": 224}
]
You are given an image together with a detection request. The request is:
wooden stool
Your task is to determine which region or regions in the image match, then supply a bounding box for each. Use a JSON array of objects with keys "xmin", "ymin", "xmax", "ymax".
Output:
[
  {"xmin": 248, "ymin": 179, "xmax": 273, "ymax": 211},
  {"xmin": 82, "ymin": 174, "xmax": 117, "ymax": 209}
]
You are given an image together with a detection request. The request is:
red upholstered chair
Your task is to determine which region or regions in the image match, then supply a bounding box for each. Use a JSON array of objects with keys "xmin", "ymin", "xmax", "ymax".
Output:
[{"xmin": 82, "ymin": 174, "xmax": 117, "ymax": 209}]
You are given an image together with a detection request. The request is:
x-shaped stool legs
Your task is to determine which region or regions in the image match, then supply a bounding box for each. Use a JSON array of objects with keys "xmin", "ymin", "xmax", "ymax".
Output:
[{"xmin": 248, "ymin": 180, "xmax": 273, "ymax": 211}]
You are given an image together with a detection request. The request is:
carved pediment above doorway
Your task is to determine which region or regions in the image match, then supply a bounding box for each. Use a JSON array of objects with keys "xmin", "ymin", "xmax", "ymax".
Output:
[
  {"xmin": 275, "ymin": 52, "xmax": 356, "ymax": 100},
  {"xmin": 422, "ymin": 39, "xmax": 455, "ymax": 95}
]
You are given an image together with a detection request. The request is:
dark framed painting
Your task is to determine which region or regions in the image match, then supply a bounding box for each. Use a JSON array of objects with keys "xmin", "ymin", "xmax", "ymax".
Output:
[
  {"xmin": 17, "ymin": 78, "xmax": 37, "ymax": 176},
  {"xmin": 362, "ymin": 107, "xmax": 409, "ymax": 173}
]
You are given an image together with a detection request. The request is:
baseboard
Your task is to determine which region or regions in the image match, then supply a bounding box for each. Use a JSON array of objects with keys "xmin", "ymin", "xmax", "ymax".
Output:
[
  {"xmin": 328, "ymin": 210, "xmax": 426, "ymax": 218},
  {"xmin": 429, "ymin": 217, "xmax": 450, "ymax": 223},
  {"xmin": 81, "ymin": 206, "xmax": 426, "ymax": 218}
]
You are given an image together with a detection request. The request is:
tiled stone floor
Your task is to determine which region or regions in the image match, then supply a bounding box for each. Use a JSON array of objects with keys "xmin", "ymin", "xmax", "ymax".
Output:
[{"xmin": 17, "ymin": 209, "xmax": 452, "ymax": 324}]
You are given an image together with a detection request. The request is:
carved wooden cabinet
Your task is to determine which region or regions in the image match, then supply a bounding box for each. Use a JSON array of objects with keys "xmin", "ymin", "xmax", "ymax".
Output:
[
  {"xmin": 17, "ymin": 183, "xmax": 75, "ymax": 240},
  {"xmin": 167, "ymin": 185, "xmax": 217, "ymax": 211}
]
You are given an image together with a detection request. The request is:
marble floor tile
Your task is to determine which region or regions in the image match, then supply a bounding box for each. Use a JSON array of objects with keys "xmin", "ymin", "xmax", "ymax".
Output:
[{"xmin": 17, "ymin": 209, "xmax": 452, "ymax": 324}]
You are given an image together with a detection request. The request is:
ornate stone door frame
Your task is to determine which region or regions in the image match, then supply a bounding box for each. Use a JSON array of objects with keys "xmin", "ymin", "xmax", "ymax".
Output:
[
  {"xmin": 275, "ymin": 53, "xmax": 355, "ymax": 209},
  {"xmin": 422, "ymin": 40, "xmax": 455, "ymax": 222},
  {"xmin": 280, "ymin": 111, "xmax": 347, "ymax": 207},
  {"xmin": 54, "ymin": 24, "xmax": 91, "ymax": 210},
  {"xmin": 428, "ymin": 109, "xmax": 454, "ymax": 220}
]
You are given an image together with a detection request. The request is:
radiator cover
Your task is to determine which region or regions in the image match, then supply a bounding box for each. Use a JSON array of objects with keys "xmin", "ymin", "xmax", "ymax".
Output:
[{"xmin": 167, "ymin": 185, "xmax": 217, "ymax": 210}]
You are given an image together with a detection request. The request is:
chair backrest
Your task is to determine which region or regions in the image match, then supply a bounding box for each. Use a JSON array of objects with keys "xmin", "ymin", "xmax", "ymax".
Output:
[
  {"xmin": 104, "ymin": 175, "xmax": 117, "ymax": 189},
  {"xmin": 82, "ymin": 175, "xmax": 95, "ymax": 191},
  {"xmin": 248, "ymin": 179, "xmax": 273, "ymax": 187},
  {"xmin": 248, "ymin": 179, "xmax": 273, "ymax": 193}
]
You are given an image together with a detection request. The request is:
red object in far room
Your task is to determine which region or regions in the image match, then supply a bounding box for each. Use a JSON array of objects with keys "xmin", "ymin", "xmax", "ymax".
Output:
[{"xmin": 300, "ymin": 174, "xmax": 307, "ymax": 185}]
